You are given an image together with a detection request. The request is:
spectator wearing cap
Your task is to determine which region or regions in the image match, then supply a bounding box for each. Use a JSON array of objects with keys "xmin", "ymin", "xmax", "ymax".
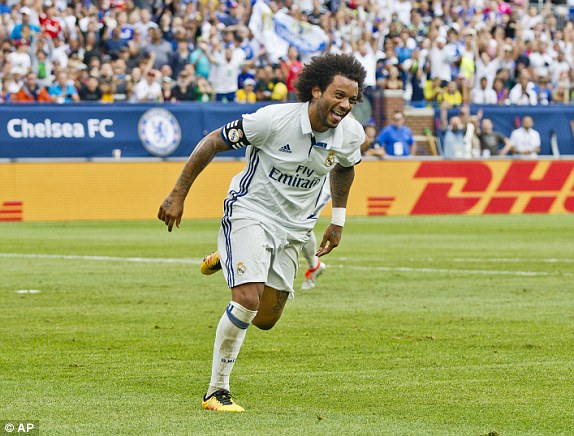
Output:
[
  {"xmin": 471, "ymin": 77, "xmax": 497, "ymax": 104},
  {"xmin": 11, "ymin": 71, "xmax": 53, "ymax": 102},
  {"xmin": 160, "ymin": 75, "xmax": 174, "ymax": 101},
  {"xmin": 237, "ymin": 62, "xmax": 255, "ymax": 90},
  {"xmin": 10, "ymin": 7, "xmax": 41, "ymax": 42},
  {"xmin": 48, "ymin": 71, "xmax": 80, "ymax": 103},
  {"xmin": 130, "ymin": 69, "xmax": 162, "ymax": 102},
  {"xmin": 7, "ymin": 39, "xmax": 32, "ymax": 76},
  {"xmin": 235, "ymin": 77, "xmax": 256, "ymax": 103}
]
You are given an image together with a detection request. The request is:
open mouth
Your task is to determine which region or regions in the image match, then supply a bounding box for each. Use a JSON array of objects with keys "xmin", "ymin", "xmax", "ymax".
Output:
[{"xmin": 331, "ymin": 110, "xmax": 346, "ymax": 123}]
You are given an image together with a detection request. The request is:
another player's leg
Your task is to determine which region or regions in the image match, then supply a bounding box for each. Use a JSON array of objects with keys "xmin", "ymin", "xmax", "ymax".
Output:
[
  {"xmin": 252, "ymin": 286, "xmax": 289, "ymax": 330},
  {"xmin": 200, "ymin": 251, "xmax": 222, "ymax": 275},
  {"xmin": 301, "ymin": 232, "xmax": 326, "ymax": 290},
  {"xmin": 203, "ymin": 282, "xmax": 262, "ymax": 412}
]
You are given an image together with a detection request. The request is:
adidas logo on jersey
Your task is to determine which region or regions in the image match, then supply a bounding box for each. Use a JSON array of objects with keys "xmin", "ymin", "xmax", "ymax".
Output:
[{"xmin": 278, "ymin": 144, "xmax": 292, "ymax": 153}]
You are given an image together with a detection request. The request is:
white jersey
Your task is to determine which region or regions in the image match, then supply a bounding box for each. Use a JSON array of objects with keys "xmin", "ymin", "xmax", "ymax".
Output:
[{"xmin": 221, "ymin": 102, "xmax": 363, "ymax": 242}]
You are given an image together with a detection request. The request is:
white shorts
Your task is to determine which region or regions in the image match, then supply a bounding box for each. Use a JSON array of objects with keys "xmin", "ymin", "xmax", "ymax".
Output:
[{"xmin": 218, "ymin": 218, "xmax": 306, "ymax": 298}]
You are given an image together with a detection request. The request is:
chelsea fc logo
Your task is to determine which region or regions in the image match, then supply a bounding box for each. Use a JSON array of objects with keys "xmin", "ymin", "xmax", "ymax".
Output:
[{"xmin": 138, "ymin": 108, "xmax": 181, "ymax": 157}]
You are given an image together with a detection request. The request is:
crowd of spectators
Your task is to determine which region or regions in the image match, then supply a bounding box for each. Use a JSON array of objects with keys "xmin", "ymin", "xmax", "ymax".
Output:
[{"xmin": 0, "ymin": 0, "xmax": 572, "ymax": 108}]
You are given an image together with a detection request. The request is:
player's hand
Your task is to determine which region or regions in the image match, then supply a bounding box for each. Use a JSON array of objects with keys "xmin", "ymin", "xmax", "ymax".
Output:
[
  {"xmin": 316, "ymin": 224, "xmax": 343, "ymax": 257},
  {"xmin": 157, "ymin": 194, "xmax": 184, "ymax": 232}
]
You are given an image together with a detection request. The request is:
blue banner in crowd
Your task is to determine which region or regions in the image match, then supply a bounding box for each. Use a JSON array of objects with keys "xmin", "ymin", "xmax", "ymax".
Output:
[
  {"xmin": 0, "ymin": 103, "xmax": 269, "ymax": 159},
  {"xmin": 440, "ymin": 105, "xmax": 574, "ymax": 156}
]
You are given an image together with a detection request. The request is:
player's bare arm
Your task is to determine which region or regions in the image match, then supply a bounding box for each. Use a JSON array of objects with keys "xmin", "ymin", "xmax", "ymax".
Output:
[
  {"xmin": 317, "ymin": 164, "xmax": 355, "ymax": 257},
  {"xmin": 158, "ymin": 129, "xmax": 229, "ymax": 232}
]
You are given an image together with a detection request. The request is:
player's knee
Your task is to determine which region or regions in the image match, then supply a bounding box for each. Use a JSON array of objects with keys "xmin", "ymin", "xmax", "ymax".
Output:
[
  {"xmin": 232, "ymin": 284, "xmax": 262, "ymax": 311},
  {"xmin": 252, "ymin": 316, "xmax": 278, "ymax": 330}
]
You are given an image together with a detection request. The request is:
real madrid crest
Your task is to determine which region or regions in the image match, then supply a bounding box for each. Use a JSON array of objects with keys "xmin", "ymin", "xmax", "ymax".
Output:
[
  {"xmin": 325, "ymin": 151, "xmax": 336, "ymax": 167},
  {"xmin": 138, "ymin": 108, "xmax": 182, "ymax": 157},
  {"xmin": 236, "ymin": 262, "xmax": 246, "ymax": 275},
  {"xmin": 228, "ymin": 128, "xmax": 243, "ymax": 144}
]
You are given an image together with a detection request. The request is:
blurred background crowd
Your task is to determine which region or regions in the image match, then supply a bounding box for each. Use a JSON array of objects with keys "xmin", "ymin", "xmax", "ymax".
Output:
[{"xmin": 0, "ymin": 0, "xmax": 572, "ymax": 108}]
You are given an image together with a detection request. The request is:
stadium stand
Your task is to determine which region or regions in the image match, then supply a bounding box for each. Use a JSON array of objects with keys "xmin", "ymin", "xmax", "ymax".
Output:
[{"xmin": 0, "ymin": 0, "xmax": 572, "ymax": 149}]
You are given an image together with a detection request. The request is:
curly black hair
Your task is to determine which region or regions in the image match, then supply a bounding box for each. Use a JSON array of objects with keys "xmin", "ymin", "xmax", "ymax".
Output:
[{"xmin": 294, "ymin": 53, "xmax": 367, "ymax": 103}]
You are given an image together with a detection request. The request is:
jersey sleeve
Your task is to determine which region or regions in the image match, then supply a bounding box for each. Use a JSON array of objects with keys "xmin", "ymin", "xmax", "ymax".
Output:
[
  {"xmin": 220, "ymin": 106, "xmax": 273, "ymax": 150},
  {"xmin": 242, "ymin": 107, "xmax": 273, "ymax": 148},
  {"xmin": 338, "ymin": 121, "xmax": 365, "ymax": 167}
]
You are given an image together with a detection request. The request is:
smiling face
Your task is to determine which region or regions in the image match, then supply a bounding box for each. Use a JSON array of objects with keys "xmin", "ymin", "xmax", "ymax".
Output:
[{"xmin": 309, "ymin": 75, "xmax": 358, "ymax": 132}]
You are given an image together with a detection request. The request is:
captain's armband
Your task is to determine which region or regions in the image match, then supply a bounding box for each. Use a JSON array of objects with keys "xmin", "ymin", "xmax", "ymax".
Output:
[{"xmin": 221, "ymin": 119, "xmax": 251, "ymax": 150}]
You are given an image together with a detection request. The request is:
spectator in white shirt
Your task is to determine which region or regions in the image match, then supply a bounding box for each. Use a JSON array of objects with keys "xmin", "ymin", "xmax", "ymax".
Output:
[
  {"xmin": 429, "ymin": 36, "xmax": 453, "ymax": 84},
  {"xmin": 471, "ymin": 77, "xmax": 497, "ymax": 105},
  {"xmin": 131, "ymin": 69, "xmax": 163, "ymax": 102},
  {"xmin": 550, "ymin": 51, "xmax": 571, "ymax": 86},
  {"xmin": 528, "ymin": 41, "xmax": 553, "ymax": 79},
  {"xmin": 508, "ymin": 71, "xmax": 537, "ymax": 105},
  {"xmin": 509, "ymin": 116, "xmax": 541, "ymax": 157}
]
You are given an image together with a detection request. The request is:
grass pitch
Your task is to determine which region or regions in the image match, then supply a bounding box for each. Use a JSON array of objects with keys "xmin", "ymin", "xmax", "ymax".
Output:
[{"xmin": 1, "ymin": 215, "xmax": 573, "ymax": 435}]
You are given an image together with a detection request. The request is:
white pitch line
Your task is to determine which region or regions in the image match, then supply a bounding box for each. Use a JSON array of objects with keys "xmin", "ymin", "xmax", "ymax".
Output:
[
  {"xmin": 0, "ymin": 253, "xmax": 201, "ymax": 264},
  {"xmin": 451, "ymin": 258, "xmax": 574, "ymax": 264},
  {"xmin": 1, "ymin": 253, "xmax": 571, "ymax": 277},
  {"xmin": 331, "ymin": 264, "xmax": 571, "ymax": 277}
]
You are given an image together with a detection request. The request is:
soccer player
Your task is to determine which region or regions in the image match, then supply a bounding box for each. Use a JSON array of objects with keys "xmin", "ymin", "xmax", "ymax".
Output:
[{"xmin": 158, "ymin": 53, "xmax": 366, "ymax": 412}]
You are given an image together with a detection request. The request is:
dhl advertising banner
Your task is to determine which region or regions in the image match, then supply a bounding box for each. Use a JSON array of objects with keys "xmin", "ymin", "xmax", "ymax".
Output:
[{"xmin": 1, "ymin": 160, "xmax": 573, "ymax": 222}]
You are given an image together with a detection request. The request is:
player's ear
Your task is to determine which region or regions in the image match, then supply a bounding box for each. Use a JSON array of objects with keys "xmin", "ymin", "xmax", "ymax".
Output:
[{"xmin": 312, "ymin": 86, "xmax": 322, "ymax": 100}]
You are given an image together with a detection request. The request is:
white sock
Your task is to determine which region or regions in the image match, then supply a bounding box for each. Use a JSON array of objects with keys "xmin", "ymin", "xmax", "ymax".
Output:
[
  {"xmin": 302, "ymin": 232, "xmax": 319, "ymax": 269},
  {"xmin": 206, "ymin": 301, "xmax": 257, "ymax": 397}
]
